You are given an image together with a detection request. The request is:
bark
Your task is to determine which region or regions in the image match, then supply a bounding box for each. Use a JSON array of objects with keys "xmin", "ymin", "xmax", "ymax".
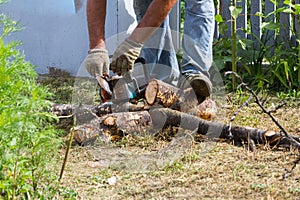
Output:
[
  {"xmin": 68, "ymin": 106, "xmax": 300, "ymax": 150},
  {"xmin": 145, "ymin": 79, "xmax": 217, "ymax": 120},
  {"xmin": 145, "ymin": 79, "xmax": 183, "ymax": 108},
  {"xmin": 51, "ymin": 103, "xmax": 112, "ymax": 117},
  {"xmin": 52, "ymin": 102, "xmax": 146, "ymax": 118},
  {"xmin": 72, "ymin": 111, "xmax": 152, "ymax": 145},
  {"xmin": 149, "ymin": 108, "xmax": 300, "ymax": 150}
]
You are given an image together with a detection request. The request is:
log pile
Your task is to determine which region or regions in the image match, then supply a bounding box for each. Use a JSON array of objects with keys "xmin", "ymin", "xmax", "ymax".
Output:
[{"xmin": 54, "ymin": 79, "xmax": 300, "ymax": 151}]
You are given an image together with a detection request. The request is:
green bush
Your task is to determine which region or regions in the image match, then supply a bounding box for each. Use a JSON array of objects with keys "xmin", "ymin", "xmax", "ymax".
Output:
[
  {"xmin": 0, "ymin": 7, "xmax": 61, "ymax": 199},
  {"xmin": 213, "ymin": 1, "xmax": 300, "ymax": 92}
]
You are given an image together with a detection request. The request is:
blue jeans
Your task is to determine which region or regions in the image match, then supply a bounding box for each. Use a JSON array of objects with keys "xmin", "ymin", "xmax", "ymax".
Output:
[{"xmin": 133, "ymin": 0, "xmax": 215, "ymax": 82}]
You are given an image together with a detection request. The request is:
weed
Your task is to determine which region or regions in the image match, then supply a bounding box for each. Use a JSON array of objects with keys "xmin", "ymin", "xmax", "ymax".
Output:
[
  {"xmin": 0, "ymin": 5, "xmax": 62, "ymax": 199},
  {"xmin": 57, "ymin": 187, "xmax": 78, "ymax": 200},
  {"xmin": 276, "ymin": 89, "xmax": 300, "ymax": 99},
  {"xmin": 214, "ymin": 1, "xmax": 300, "ymax": 92}
]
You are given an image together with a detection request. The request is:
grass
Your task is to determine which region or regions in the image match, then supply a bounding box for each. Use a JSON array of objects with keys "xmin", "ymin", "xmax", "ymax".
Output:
[
  {"xmin": 60, "ymin": 142, "xmax": 300, "ymax": 199},
  {"xmin": 40, "ymin": 70, "xmax": 300, "ymax": 199}
]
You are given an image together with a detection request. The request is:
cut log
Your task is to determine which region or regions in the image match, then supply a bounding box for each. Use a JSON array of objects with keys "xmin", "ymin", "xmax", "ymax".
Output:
[
  {"xmin": 73, "ymin": 124, "xmax": 100, "ymax": 146},
  {"xmin": 53, "ymin": 97, "xmax": 217, "ymax": 125},
  {"xmin": 51, "ymin": 103, "xmax": 112, "ymax": 117},
  {"xmin": 145, "ymin": 79, "xmax": 183, "ymax": 108},
  {"xmin": 70, "ymin": 107, "xmax": 300, "ymax": 150},
  {"xmin": 72, "ymin": 111, "xmax": 152, "ymax": 145},
  {"xmin": 149, "ymin": 108, "xmax": 300, "ymax": 150},
  {"xmin": 52, "ymin": 102, "xmax": 146, "ymax": 118},
  {"xmin": 193, "ymin": 98, "xmax": 217, "ymax": 121},
  {"xmin": 145, "ymin": 79, "xmax": 217, "ymax": 120}
]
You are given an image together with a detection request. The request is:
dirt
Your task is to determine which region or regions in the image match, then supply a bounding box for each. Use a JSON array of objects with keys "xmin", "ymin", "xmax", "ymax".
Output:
[{"xmin": 40, "ymin": 71, "xmax": 300, "ymax": 200}]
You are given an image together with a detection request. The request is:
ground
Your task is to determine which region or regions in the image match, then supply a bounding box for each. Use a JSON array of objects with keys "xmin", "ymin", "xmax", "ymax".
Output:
[{"xmin": 40, "ymin": 71, "xmax": 300, "ymax": 199}]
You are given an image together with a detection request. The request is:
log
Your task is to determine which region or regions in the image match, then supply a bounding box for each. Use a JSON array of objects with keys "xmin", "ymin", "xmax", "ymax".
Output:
[
  {"xmin": 52, "ymin": 98, "xmax": 217, "ymax": 123},
  {"xmin": 51, "ymin": 103, "xmax": 111, "ymax": 117},
  {"xmin": 191, "ymin": 98, "xmax": 217, "ymax": 121},
  {"xmin": 145, "ymin": 79, "xmax": 217, "ymax": 120},
  {"xmin": 149, "ymin": 108, "xmax": 300, "ymax": 150},
  {"xmin": 72, "ymin": 111, "xmax": 152, "ymax": 145},
  {"xmin": 70, "ymin": 107, "xmax": 300, "ymax": 150},
  {"xmin": 145, "ymin": 79, "xmax": 183, "ymax": 108},
  {"xmin": 51, "ymin": 102, "xmax": 146, "ymax": 118}
]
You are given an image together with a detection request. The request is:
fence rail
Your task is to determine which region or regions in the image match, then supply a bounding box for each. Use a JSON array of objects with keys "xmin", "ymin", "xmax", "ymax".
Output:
[{"xmin": 215, "ymin": 0, "xmax": 300, "ymax": 49}]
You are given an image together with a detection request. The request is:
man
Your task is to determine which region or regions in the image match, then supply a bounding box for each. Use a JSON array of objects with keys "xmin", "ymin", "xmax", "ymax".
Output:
[{"xmin": 85, "ymin": 0, "xmax": 214, "ymax": 101}]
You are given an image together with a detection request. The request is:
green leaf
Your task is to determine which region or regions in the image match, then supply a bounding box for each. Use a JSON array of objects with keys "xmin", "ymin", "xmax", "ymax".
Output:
[
  {"xmin": 272, "ymin": 69, "xmax": 289, "ymax": 89},
  {"xmin": 215, "ymin": 14, "xmax": 224, "ymax": 23},
  {"xmin": 284, "ymin": 0, "xmax": 291, "ymax": 5},
  {"xmin": 244, "ymin": 65, "xmax": 252, "ymax": 75},
  {"xmin": 229, "ymin": 6, "xmax": 243, "ymax": 20},
  {"xmin": 261, "ymin": 22, "xmax": 279, "ymax": 30},
  {"xmin": 283, "ymin": 61, "xmax": 293, "ymax": 86},
  {"xmin": 275, "ymin": 7, "xmax": 293, "ymax": 14},
  {"xmin": 218, "ymin": 22, "xmax": 228, "ymax": 35},
  {"xmin": 281, "ymin": 8, "xmax": 294, "ymax": 14},
  {"xmin": 255, "ymin": 12, "xmax": 264, "ymax": 18},
  {"xmin": 238, "ymin": 39, "xmax": 247, "ymax": 50},
  {"xmin": 294, "ymin": 4, "xmax": 300, "ymax": 14}
]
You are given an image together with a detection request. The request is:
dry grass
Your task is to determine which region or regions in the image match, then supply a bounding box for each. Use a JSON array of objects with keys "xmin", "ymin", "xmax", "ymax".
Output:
[
  {"xmin": 40, "ymin": 72, "xmax": 300, "ymax": 199},
  {"xmin": 58, "ymin": 97, "xmax": 300, "ymax": 200}
]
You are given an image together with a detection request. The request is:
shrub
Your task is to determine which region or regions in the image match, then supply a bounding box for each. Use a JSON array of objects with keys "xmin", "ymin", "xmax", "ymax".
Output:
[{"xmin": 0, "ymin": 6, "xmax": 61, "ymax": 199}]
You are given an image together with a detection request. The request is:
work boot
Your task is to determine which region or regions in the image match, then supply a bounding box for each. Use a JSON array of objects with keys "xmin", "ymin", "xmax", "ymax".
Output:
[{"xmin": 178, "ymin": 72, "xmax": 212, "ymax": 104}]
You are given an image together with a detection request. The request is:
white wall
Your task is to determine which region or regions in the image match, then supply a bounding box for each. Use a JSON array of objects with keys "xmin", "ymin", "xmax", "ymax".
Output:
[{"xmin": 1, "ymin": 0, "xmax": 178, "ymax": 75}]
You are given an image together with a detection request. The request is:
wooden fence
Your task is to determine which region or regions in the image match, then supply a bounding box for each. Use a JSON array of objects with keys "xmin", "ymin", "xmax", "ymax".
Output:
[{"xmin": 214, "ymin": 0, "xmax": 300, "ymax": 48}]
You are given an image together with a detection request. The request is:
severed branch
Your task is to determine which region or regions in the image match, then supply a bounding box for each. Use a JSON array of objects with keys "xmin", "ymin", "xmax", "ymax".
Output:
[
  {"xmin": 269, "ymin": 101, "xmax": 287, "ymax": 113},
  {"xmin": 225, "ymin": 71, "xmax": 300, "ymax": 176},
  {"xmin": 225, "ymin": 71, "xmax": 300, "ymax": 146},
  {"xmin": 149, "ymin": 108, "xmax": 300, "ymax": 150}
]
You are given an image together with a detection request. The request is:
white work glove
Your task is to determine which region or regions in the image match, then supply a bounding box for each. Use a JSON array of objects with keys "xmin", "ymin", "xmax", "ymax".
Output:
[
  {"xmin": 111, "ymin": 38, "xmax": 143, "ymax": 75},
  {"xmin": 85, "ymin": 49, "xmax": 110, "ymax": 77}
]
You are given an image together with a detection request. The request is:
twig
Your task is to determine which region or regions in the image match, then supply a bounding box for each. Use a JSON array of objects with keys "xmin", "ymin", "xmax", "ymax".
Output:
[
  {"xmin": 283, "ymin": 155, "xmax": 300, "ymax": 179},
  {"xmin": 225, "ymin": 71, "xmax": 297, "ymax": 141},
  {"xmin": 269, "ymin": 102, "xmax": 286, "ymax": 114},
  {"xmin": 225, "ymin": 71, "xmax": 300, "ymax": 175},
  {"xmin": 57, "ymin": 114, "xmax": 74, "ymax": 119},
  {"xmin": 59, "ymin": 115, "xmax": 76, "ymax": 182}
]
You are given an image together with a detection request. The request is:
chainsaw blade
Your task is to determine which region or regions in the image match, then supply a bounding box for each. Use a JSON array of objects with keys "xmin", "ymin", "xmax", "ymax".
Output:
[{"xmin": 96, "ymin": 74, "xmax": 112, "ymax": 100}]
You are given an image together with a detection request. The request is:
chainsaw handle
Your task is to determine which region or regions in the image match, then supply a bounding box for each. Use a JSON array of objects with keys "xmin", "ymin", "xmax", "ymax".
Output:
[{"xmin": 124, "ymin": 70, "xmax": 140, "ymax": 95}]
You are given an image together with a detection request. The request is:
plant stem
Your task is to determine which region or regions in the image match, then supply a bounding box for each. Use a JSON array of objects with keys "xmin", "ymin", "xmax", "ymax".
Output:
[
  {"xmin": 59, "ymin": 116, "xmax": 76, "ymax": 182},
  {"xmin": 12, "ymin": 130, "xmax": 25, "ymax": 200},
  {"xmin": 298, "ymin": 19, "xmax": 300, "ymax": 85},
  {"xmin": 232, "ymin": 0, "xmax": 237, "ymax": 89}
]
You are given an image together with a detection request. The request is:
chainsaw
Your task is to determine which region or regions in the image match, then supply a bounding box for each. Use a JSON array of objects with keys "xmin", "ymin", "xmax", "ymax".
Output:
[{"xmin": 95, "ymin": 57, "xmax": 148, "ymax": 104}]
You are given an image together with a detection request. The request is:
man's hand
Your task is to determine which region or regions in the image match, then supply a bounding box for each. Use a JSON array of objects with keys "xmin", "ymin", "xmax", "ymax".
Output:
[
  {"xmin": 85, "ymin": 49, "xmax": 110, "ymax": 77},
  {"xmin": 111, "ymin": 38, "xmax": 143, "ymax": 75}
]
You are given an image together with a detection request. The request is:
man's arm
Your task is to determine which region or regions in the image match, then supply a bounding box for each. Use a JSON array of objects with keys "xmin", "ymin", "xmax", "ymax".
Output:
[
  {"xmin": 85, "ymin": 0, "xmax": 110, "ymax": 77},
  {"xmin": 129, "ymin": 0, "xmax": 177, "ymax": 43},
  {"xmin": 110, "ymin": 0, "xmax": 177, "ymax": 75},
  {"xmin": 86, "ymin": 0, "xmax": 107, "ymax": 49}
]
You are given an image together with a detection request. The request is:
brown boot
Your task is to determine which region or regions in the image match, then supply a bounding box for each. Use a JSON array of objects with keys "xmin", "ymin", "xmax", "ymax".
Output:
[{"xmin": 178, "ymin": 72, "xmax": 212, "ymax": 103}]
